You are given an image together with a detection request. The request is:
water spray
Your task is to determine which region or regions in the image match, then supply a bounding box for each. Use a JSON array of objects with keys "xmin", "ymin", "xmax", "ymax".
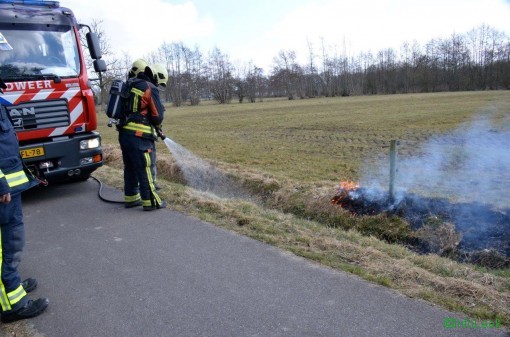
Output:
[{"xmin": 158, "ymin": 129, "xmax": 248, "ymax": 200}]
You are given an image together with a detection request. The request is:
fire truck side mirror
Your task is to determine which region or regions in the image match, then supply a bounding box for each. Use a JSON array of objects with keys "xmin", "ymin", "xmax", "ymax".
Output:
[
  {"xmin": 86, "ymin": 32, "xmax": 102, "ymax": 60},
  {"xmin": 93, "ymin": 59, "xmax": 107, "ymax": 73}
]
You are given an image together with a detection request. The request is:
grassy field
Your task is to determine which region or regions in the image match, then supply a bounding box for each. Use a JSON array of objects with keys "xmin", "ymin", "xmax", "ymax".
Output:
[
  {"xmin": 153, "ymin": 91, "xmax": 509, "ymax": 183},
  {"xmin": 91, "ymin": 91, "xmax": 510, "ymax": 329}
]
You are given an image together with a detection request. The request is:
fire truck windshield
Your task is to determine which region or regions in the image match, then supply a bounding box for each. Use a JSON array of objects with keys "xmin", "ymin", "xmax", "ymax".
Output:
[{"xmin": 0, "ymin": 23, "xmax": 80, "ymax": 80}]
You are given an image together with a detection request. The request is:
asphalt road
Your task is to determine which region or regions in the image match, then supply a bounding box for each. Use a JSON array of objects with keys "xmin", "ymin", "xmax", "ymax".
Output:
[{"xmin": 12, "ymin": 179, "xmax": 508, "ymax": 337}]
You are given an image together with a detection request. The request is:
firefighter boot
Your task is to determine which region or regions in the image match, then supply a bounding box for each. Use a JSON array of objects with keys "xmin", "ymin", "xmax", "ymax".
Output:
[
  {"xmin": 143, "ymin": 200, "xmax": 167, "ymax": 211},
  {"xmin": 1, "ymin": 298, "xmax": 49, "ymax": 323},
  {"xmin": 125, "ymin": 200, "xmax": 142, "ymax": 208},
  {"xmin": 22, "ymin": 278, "xmax": 37, "ymax": 293}
]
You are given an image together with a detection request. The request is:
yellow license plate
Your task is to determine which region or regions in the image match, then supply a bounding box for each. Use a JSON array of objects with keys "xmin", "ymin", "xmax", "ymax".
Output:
[{"xmin": 20, "ymin": 147, "xmax": 45, "ymax": 159}]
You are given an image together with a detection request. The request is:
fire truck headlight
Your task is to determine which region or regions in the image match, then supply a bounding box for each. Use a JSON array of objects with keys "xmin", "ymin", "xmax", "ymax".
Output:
[{"xmin": 80, "ymin": 138, "xmax": 100, "ymax": 150}]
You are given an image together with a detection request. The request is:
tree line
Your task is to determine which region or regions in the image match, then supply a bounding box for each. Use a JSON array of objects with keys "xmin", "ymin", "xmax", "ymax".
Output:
[{"xmin": 87, "ymin": 23, "xmax": 510, "ymax": 106}]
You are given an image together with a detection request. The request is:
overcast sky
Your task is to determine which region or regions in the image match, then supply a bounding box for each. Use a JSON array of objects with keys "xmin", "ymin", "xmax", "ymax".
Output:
[{"xmin": 62, "ymin": 0, "xmax": 510, "ymax": 72}]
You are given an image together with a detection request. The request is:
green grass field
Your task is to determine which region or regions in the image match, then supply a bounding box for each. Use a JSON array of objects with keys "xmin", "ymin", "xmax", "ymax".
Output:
[
  {"xmin": 93, "ymin": 91, "xmax": 510, "ymax": 328},
  {"xmin": 145, "ymin": 91, "xmax": 509, "ymax": 184}
]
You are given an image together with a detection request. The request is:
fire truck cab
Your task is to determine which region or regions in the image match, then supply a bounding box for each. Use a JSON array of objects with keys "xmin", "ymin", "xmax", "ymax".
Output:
[{"xmin": 0, "ymin": 0, "xmax": 106, "ymax": 182}]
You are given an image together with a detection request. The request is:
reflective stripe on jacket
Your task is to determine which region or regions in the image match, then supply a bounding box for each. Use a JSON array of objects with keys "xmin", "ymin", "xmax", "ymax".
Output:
[
  {"xmin": 0, "ymin": 105, "xmax": 38, "ymax": 196},
  {"xmin": 122, "ymin": 121, "xmax": 157, "ymax": 139}
]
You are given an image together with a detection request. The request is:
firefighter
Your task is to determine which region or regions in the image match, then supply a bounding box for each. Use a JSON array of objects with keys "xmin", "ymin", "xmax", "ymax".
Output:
[
  {"xmin": 119, "ymin": 61, "xmax": 167, "ymax": 211},
  {"xmin": 0, "ymin": 33, "xmax": 49, "ymax": 323},
  {"xmin": 124, "ymin": 58, "xmax": 160, "ymax": 190},
  {"xmin": 126, "ymin": 61, "xmax": 168, "ymax": 191}
]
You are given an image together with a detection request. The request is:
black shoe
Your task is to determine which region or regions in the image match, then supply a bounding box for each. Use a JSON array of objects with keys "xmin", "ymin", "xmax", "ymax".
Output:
[
  {"xmin": 125, "ymin": 200, "xmax": 142, "ymax": 208},
  {"xmin": 1, "ymin": 298, "xmax": 49, "ymax": 323},
  {"xmin": 21, "ymin": 278, "xmax": 37, "ymax": 293},
  {"xmin": 155, "ymin": 184, "xmax": 162, "ymax": 191},
  {"xmin": 143, "ymin": 200, "xmax": 167, "ymax": 211}
]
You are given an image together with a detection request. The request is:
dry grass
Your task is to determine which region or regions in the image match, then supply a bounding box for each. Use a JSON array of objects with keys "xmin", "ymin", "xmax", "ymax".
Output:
[{"xmin": 415, "ymin": 220, "xmax": 462, "ymax": 256}]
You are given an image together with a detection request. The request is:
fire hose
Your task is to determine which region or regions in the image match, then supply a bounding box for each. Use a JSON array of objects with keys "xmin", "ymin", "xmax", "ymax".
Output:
[{"xmin": 90, "ymin": 175, "xmax": 124, "ymax": 204}]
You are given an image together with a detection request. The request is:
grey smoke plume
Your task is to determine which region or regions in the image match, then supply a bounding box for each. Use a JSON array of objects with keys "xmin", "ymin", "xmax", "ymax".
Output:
[
  {"xmin": 361, "ymin": 112, "xmax": 510, "ymax": 210},
  {"xmin": 353, "ymin": 111, "xmax": 510, "ymax": 255}
]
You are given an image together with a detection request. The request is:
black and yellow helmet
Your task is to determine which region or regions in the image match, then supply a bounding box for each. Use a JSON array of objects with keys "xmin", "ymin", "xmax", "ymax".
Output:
[
  {"xmin": 129, "ymin": 58, "xmax": 148, "ymax": 78},
  {"xmin": 151, "ymin": 64, "xmax": 168, "ymax": 87}
]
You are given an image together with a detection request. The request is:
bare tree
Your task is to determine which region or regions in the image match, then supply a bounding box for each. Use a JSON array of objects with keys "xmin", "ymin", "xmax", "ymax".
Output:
[
  {"xmin": 246, "ymin": 64, "xmax": 265, "ymax": 102},
  {"xmin": 155, "ymin": 42, "xmax": 206, "ymax": 106},
  {"xmin": 272, "ymin": 50, "xmax": 299, "ymax": 99},
  {"xmin": 207, "ymin": 47, "xmax": 235, "ymax": 104},
  {"xmin": 158, "ymin": 42, "xmax": 185, "ymax": 106},
  {"xmin": 234, "ymin": 62, "xmax": 246, "ymax": 103},
  {"xmin": 184, "ymin": 45, "xmax": 205, "ymax": 105},
  {"xmin": 305, "ymin": 39, "xmax": 318, "ymax": 97},
  {"xmin": 320, "ymin": 37, "xmax": 334, "ymax": 97}
]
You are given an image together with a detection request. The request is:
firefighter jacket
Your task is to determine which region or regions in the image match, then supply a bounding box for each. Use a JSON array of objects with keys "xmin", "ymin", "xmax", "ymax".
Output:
[
  {"xmin": 119, "ymin": 74, "xmax": 165, "ymax": 140},
  {"xmin": 0, "ymin": 105, "xmax": 37, "ymax": 196}
]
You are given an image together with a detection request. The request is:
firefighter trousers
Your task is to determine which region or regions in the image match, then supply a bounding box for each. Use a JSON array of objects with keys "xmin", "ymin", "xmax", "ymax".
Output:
[
  {"xmin": 0, "ymin": 193, "xmax": 28, "ymax": 313},
  {"xmin": 119, "ymin": 133, "xmax": 163, "ymax": 207}
]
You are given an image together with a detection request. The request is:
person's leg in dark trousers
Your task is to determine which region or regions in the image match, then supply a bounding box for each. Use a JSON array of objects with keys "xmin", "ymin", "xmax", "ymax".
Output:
[
  {"xmin": 0, "ymin": 194, "xmax": 49, "ymax": 322},
  {"xmin": 119, "ymin": 133, "xmax": 141, "ymax": 207},
  {"xmin": 132, "ymin": 138, "xmax": 165, "ymax": 210},
  {"xmin": 0, "ymin": 194, "xmax": 27, "ymax": 313}
]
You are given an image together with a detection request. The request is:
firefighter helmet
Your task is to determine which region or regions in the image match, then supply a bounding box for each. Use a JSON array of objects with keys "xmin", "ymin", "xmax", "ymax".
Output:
[
  {"xmin": 151, "ymin": 64, "xmax": 168, "ymax": 87},
  {"xmin": 129, "ymin": 58, "xmax": 148, "ymax": 78}
]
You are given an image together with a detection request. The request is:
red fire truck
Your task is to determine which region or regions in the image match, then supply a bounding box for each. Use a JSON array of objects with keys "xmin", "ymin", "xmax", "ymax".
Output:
[{"xmin": 0, "ymin": 0, "xmax": 106, "ymax": 182}]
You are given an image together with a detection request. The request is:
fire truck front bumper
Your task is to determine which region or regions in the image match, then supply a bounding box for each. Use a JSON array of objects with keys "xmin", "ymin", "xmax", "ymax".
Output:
[{"xmin": 20, "ymin": 131, "xmax": 103, "ymax": 183}]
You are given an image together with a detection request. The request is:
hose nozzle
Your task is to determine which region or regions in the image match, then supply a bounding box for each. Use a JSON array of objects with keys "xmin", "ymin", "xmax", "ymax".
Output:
[{"xmin": 156, "ymin": 127, "xmax": 166, "ymax": 140}]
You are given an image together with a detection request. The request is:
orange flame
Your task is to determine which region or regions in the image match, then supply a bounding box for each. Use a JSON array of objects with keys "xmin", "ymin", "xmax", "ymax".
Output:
[
  {"xmin": 331, "ymin": 180, "xmax": 360, "ymax": 205},
  {"xmin": 339, "ymin": 180, "xmax": 359, "ymax": 191}
]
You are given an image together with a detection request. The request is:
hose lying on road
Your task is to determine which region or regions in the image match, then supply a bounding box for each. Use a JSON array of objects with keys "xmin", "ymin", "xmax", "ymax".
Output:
[{"xmin": 90, "ymin": 176, "xmax": 124, "ymax": 204}]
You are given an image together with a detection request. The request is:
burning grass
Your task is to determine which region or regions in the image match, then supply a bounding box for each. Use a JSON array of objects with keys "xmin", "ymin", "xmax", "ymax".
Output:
[{"xmin": 330, "ymin": 181, "xmax": 510, "ymax": 268}]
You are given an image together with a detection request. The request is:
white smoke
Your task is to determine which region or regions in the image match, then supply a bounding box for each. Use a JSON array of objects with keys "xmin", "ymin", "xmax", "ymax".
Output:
[
  {"xmin": 355, "ymin": 111, "xmax": 510, "ymax": 255},
  {"xmin": 361, "ymin": 111, "xmax": 510, "ymax": 210}
]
